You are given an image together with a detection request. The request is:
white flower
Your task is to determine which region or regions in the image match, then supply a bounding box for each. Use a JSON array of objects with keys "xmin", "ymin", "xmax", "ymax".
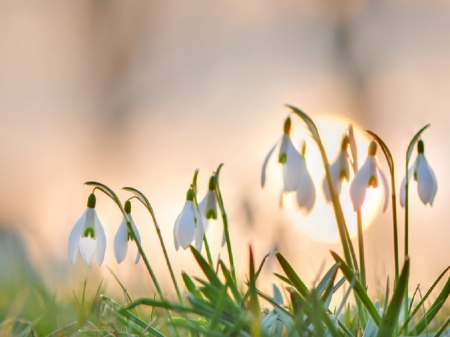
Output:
[
  {"xmin": 68, "ymin": 193, "xmax": 107, "ymax": 266},
  {"xmin": 114, "ymin": 200, "xmax": 141, "ymax": 264},
  {"xmin": 261, "ymin": 117, "xmax": 316, "ymax": 214},
  {"xmin": 198, "ymin": 175, "xmax": 218, "ymax": 233},
  {"xmin": 350, "ymin": 141, "xmax": 389, "ymax": 212},
  {"xmin": 174, "ymin": 188, "xmax": 205, "ymax": 251},
  {"xmin": 400, "ymin": 140, "xmax": 437, "ymax": 207},
  {"xmin": 322, "ymin": 135, "xmax": 350, "ymax": 202}
]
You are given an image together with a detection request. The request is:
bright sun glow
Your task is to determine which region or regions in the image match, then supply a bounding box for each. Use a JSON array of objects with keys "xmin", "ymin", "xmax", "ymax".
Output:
[{"xmin": 281, "ymin": 115, "xmax": 384, "ymax": 243}]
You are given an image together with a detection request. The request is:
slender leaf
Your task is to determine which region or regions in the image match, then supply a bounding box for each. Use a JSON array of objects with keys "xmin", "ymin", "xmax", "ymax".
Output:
[
  {"xmin": 190, "ymin": 246, "xmax": 221, "ymax": 287},
  {"xmin": 331, "ymin": 251, "xmax": 381, "ymax": 326},
  {"xmin": 276, "ymin": 253, "xmax": 309, "ymax": 297},
  {"xmin": 377, "ymin": 258, "xmax": 410, "ymax": 337}
]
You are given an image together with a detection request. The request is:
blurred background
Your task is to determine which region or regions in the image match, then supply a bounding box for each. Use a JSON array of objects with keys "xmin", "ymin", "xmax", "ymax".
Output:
[{"xmin": 1, "ymin": 0, "xmax": 450, "ymax": 317}]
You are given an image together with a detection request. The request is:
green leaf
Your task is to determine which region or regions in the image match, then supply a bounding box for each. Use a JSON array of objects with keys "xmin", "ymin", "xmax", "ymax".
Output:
[
  {"xmin": 181, "ymin": 271, "xmax": 203, "ymax": 299},
  {"xmin": 407, "ymin": 273, "xmax": 450, "ymax": 335},
  {"xmin": 376, "ymin": 258, "xmax": 410, "ymax": 337},
  {"xmin": 275, "ymin": 253, "xmax": 309, "ymax": 298},
  {"xmin": 331, "ymin": 251, "xmax": 381, "ymax": 326},
  {"xmin": 101, "ymin": 295, "xmax": 165, "ymax": 337},
  {"xmin": 400, "ymin": 265, "xmax": 450, "ymax": 333},
  {"xmin": 219, "ymin": 261, "xmax": 242, "ymax": 304},
  {"xmin": 190, "ymin": 246, "xmax": 222, "ymax": 288}
]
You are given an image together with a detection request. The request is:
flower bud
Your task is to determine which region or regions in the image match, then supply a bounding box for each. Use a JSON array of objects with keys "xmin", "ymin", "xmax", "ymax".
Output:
[
  {"xmin": 418, "ymin": 139, "xmax": 424, "ymax": 154},
  {"xmin": 208, "ymin": 175, "xmax": 216, "ymax": 191}
]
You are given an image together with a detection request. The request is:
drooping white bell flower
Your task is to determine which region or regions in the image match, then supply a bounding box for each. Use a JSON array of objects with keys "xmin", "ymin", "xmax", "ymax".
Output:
[
  {"xmin": 174, "ymin": 188, "xmax": 205, "ymax": 252},
  {"xmin": 350, "ymin": 141, "xmax": 389, "ymax": 212},
  {"xmin": 68, "ymin": 193, "xmax": 107, "ymax": 266},
  {"xmin": 261, "ymin": 117, "xmax": 316, "ymax": 214},
  {"xmin": 400, "ymin": 140, "xmax": 437, "ymax": 207},
  {"xmin": 322, "ymin": 135, "xmax": 350, "ymax": 202},
  {"xmin": 198, "ymin": 175, "xmax": 218, "ymax": 233},
  {"xmin": 114, "ymin": 200, "xmax": 141, "ymax": 264}
]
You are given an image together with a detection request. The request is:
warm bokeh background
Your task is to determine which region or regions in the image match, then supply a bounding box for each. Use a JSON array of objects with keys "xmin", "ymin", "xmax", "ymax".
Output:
[{"xmin": 1, "ymin": 0, "xmax": 450, "ymax": 300}]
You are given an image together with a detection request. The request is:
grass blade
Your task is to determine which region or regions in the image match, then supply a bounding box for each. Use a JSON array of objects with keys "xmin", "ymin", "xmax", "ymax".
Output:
[
  {"xmin": 376, "ymin": 258, "xmax": 410, "ymax": 337},
  {"xmin": 275, "ymin": 253, "xmax": 309, "ymax": 297}
]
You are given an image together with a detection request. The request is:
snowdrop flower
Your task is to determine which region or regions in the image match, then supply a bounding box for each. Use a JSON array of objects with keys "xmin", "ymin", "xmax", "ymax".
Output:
[
  {"xmin": 114, "ymin": 200, "xmax": 141, "ymax": 264},
  {"xmin": 350, "ymin": 141, "xmax": 389, "ymax": 212},
  {"xmin": 322, "ymin": 135, "xmax": 350, "ymax": 202},
  {"xmin": 400, "ymin": 140, "xmax": 437, "ymax": 207},
  {"xmin": 261, "ymin": 117, "xmax": 316, "ymax": 214},
  {"xmin": 198, "ymin": 175, "xmax": 218, "ymax": 233},
  {"xmin": 198, "ymin": 175, "xmax": 226, "ymax": 247},
  {"xmin": 68, "ymin": 193, "xmax": 107, "ymax": 266},
  {"xmin": 174, "ymin": 188, "xmax": 205, "ymax": 251}
]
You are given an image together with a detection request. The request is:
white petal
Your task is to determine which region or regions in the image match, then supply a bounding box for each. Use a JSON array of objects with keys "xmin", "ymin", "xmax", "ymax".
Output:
[
  {"xmin": 283, "ymin": 139, "xmax": 303, "ymax": 192},
  {"xmin": 94, "ymin": 210, "xmax": 107, "ymax": 266},
  {"xmin": 114, "ymin": 218, "xmax": 129, "ymax": 264},
  {"xmin": 173, "ymin": 212, "xmax": 181, "ymax": 251},
  {"xmin": 399, "ymin": 158, "xmax": 417, "ymax": 207},
  {"xmin": 79, "ymin": 237, "xmax": 96, "ymax": 266},
  {"xmin": 296, "ymin": 165, "xmax": 316, "ymax": 215},
  {"xmin": 261, "ymin": 141, "xmax": 278, "ymax": 188},
  {"xmin": 194, "ymin": 218, "xmax": 204, "ymax": 252},
  {"xmin": 68, "ymin": 208, "xmax": 88, "ymax": 265},
  {"xmin": 176, "ymin": 202, "xmax": 196, "ymax": 250},
  {"xmin": 350, "ymin": 156, "xmax": 373, "ymax": 211},
  {"xmin": 79, "ymin": 208, "xmax": 97, "ymax": 266},
  {"xmin": 322, "ymin": 151, "xmax": 346, "ymax": 203},
  {"xmin": 130, "ymin": 217, "xmax": 141, "ymax": 264},
  {"xmin": 377, "ymin": 166, "xmax": 390, "ymax": 213},
  {"xmin": 416, "ymin": 154, "xmax": 438, "ymax": 206}
]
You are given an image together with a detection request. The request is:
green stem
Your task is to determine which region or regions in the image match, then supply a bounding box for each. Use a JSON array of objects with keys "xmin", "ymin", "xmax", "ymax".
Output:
[
  {"xmin": 85, "ymin": 182, "xmax": 179, "ymax": 336},
  {"xmin": 356, "ymin": 211, "xmax": 366, "ymax": 288},
  {"xmin": 123, "ymin": 187, "xmax": 184, "ymax": 305},
  {"xmin": 215, "ymin": 164, "xmax": 236, "ymax": 282},
  {"xmin": 404, "ymin": 172, "xmax": 410, "ymax": 325}
]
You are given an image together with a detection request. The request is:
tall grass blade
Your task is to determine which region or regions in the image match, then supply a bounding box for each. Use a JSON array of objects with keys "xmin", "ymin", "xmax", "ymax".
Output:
[
  {"xmin": 376, "ymin": 258, "xmax": 410, "ymax": 337},
  {"xmin": 331, "ymin": 251, "xmax": 381, "ymax": 326},
  {"xmin": 275, "ymin": 253, "xmax": 309, "ymax": 298}
]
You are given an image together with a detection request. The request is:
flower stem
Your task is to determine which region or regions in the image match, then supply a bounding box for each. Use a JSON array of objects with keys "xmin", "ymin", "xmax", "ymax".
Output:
[
  {"xmin": 123, "ymin": 187, "xmax": 184, "ymax": 305},
  {"xmin": 356, "ymin": 210, "xmax": 366, "ymax": 288},
  {"xmin": 215, "ymin": 164, "xmax": 236, "ymax": 282},
  {"xmin": 85, "ymin": 182, "xmax": 179, "ymax": 336}
]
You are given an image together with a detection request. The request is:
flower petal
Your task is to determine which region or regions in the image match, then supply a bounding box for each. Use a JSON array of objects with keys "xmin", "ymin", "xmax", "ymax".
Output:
[
  {"xmin": 176, "ymin": 202, "xmax": 196, "ymax": 250},
  {"xmin": 322, "ymin": 151, "xmax": 346, "ymax": 202},
  {"xmin": 94, "ymin": 210, "xmax": 107, "ymax": 266},
  {"xmin": 130, "ymin": 217, "xmax": 141, "ymax": 264},
  {"xmin": 68, "ymin": 208, "xmax": 88, "ymax": 265},
  {"xmin": 79, "ymin": 237, "xmax": 97, "ymax": 266},
  {"xmin": 283, "ymin": 139, "xmax": 303, "ymax": 192},
  {"xmin": 194, "ymin": 213, "xmax": 205, "ymax": 252},
  {"xmin": 296, "ymin": 165, "xmax": 316, "ymax": 215},
  {"xmin": 416, "ymin": 154, "xmax": 438, "ymax": 205},
  {"xmin": 261, "ymin": 140, "xmax": 278, "ymax": 188},
  {"xmin": 350, "ymin": 156, "xmax": 373, "ymax": 211},
  {"xmin": 173, "ymin": 212, "xmax": 181, "ymax": 251},
  {"xmin": 114, "ymin": 218, "xmax": 129, "ymax": 264}
]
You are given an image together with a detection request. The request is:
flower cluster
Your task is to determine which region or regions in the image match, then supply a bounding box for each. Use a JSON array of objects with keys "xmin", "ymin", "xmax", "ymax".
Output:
[
  {"xmin": 68, "ymin": 194, "xmax": 141, "ymax": 266},
  {"xmin": 173, "ymin": 175, "xmax": 220, "ymax": 251},
  {"xmin": 262, "ymin": 118, "xmax": 391, "ymax": 213}
]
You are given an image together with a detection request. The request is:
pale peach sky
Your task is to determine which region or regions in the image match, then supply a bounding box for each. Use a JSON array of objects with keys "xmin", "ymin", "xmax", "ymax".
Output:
[{"xmin": 0, "ymin": 1, "xmax": 450, "ymax": 298}]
